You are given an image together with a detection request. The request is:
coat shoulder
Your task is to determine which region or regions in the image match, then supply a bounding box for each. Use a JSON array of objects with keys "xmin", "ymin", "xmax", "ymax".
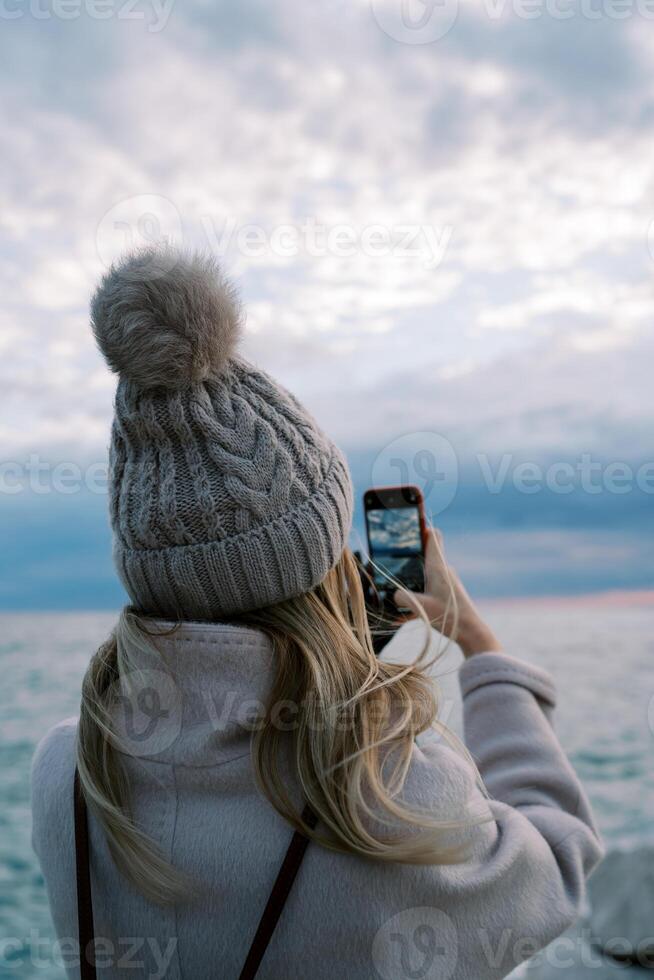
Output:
[{"xmin": 30, "ymin": 717, "xmax": 78, "ymax": 858}]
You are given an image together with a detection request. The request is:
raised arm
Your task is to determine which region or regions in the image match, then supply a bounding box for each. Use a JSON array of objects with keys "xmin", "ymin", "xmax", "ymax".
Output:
[{"xmin": 396, "ymin": 530, "xmax": 605, "ymax": 976}]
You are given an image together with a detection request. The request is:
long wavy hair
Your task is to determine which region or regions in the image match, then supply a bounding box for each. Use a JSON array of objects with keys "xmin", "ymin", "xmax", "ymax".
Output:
[{"xmin": 76, "ymin": 542, "xmax": 489, "ymax": 905}]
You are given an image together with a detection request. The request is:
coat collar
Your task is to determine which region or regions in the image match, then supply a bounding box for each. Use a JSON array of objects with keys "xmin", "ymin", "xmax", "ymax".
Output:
[{"xmin": 112, "ymin": 620, "xmax": 276, "ymax": 767}]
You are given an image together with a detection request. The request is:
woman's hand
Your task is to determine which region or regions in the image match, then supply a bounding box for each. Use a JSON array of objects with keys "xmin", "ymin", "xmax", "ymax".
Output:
[{"xmin": 394, "ymin": 529, "xmax": 502, "ymax": 658}]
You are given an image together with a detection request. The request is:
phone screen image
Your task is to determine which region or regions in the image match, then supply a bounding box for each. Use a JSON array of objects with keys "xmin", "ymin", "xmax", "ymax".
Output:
[{"xmin": 366, "ymin": 504, "xmax": 425, "ymax": 596}]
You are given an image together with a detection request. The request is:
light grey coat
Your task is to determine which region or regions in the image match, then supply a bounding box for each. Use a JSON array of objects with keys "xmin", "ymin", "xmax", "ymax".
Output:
[{"xmin": 31, "ymin": 621, "xmax": 604, "ymax": 980}]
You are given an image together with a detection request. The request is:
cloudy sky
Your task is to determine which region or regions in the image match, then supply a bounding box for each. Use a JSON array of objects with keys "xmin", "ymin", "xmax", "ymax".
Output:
[{"xmin": 1, "ymin": 0, "xmax": 653, "ymax": 607}]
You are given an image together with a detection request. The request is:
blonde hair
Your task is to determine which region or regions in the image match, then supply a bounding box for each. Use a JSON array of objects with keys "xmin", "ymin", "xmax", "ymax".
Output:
[{"xmin": 77, "ymin": 542, "xmax": 489, "ymax": 905}]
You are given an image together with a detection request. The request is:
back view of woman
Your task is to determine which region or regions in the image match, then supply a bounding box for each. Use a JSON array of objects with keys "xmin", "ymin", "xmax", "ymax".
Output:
[{"xmin": 31, "ymin": 247, "xmax": 603, "ymax": 980}]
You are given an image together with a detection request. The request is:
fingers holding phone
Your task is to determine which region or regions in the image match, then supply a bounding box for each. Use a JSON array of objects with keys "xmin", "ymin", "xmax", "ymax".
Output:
[
  {"xmin": 363, "ymin": 485, "xmax": 502, "ymax": 657},
  {"xmin": 394, "ymin": 523, "xmax": 502, "ymax": 659}
]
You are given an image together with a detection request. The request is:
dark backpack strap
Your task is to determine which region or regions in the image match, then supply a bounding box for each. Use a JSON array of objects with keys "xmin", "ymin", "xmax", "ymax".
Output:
[
  {"xmin": 238, "ymin": 805, "xmax": 317, "ymax": 980},
  {"xmin": 74, "ymin": 767, "xmax": 315, "ymax": 980},
  {"xmin": 73, "ymin": 768, "xmax": 97, "ymax": 980}
]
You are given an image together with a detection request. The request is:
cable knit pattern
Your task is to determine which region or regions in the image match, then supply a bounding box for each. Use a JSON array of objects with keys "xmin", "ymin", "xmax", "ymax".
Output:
[
  {"xmin": 90, "ymin": 247, "xmax": 354, "ymax": 620},
  {"xmin": 108, "ymin": 358, "xmax": 353, "ymax": 620}
]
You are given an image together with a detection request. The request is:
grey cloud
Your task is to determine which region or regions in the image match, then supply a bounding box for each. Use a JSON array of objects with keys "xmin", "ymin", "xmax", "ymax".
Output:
[
  {"xmin": 320, "ymin": 324, "xmax": 654, "ymax": 460},
  {"xmin": 176, "ymin": 0, "xmax": 281, "ymax": 47},
  {"xmin": 445, "ymin": 10, "xmax": 648, "ymax": 131}
]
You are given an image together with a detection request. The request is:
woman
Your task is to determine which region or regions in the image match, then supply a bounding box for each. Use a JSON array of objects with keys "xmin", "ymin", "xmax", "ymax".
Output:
[{"xmin": 31, "ymin": 247, "xmax": 603, "ymax": 980}]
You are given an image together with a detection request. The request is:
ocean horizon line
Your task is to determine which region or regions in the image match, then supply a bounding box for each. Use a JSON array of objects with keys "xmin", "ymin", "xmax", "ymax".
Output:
[
  {"xmin": 0, "ymin": 588, "xmax": 652, "ymax": 616},
  {"xmin": 481, "ymin": 588, "xmax": 654, "ymax": 609}
]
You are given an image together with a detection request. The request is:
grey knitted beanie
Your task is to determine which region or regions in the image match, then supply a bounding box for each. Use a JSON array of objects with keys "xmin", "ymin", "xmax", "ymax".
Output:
[{"xmin": 91, "ymin": 246, "xmax": 353, "ymax": 621}]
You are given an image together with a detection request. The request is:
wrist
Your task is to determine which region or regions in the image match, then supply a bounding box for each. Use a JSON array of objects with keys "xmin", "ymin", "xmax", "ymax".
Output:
[{"xmin": 456, "ymin": 618, "xmax": 502, "ymax": 658}]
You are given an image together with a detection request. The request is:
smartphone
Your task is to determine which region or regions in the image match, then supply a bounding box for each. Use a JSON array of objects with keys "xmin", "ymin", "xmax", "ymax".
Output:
[{"xmin": 363, "ymin": 485, "xmax": 427, "ymax": 601}]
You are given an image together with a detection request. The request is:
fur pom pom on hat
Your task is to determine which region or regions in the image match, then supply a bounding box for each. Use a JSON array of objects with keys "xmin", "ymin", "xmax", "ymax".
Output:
[
  {"xmin": 92, "ymin": 245, "xmax": 353, "ymax": 621},
  {"xmin": 91, "ymin": 247, "xmax": 242, "ymax": 389}
]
